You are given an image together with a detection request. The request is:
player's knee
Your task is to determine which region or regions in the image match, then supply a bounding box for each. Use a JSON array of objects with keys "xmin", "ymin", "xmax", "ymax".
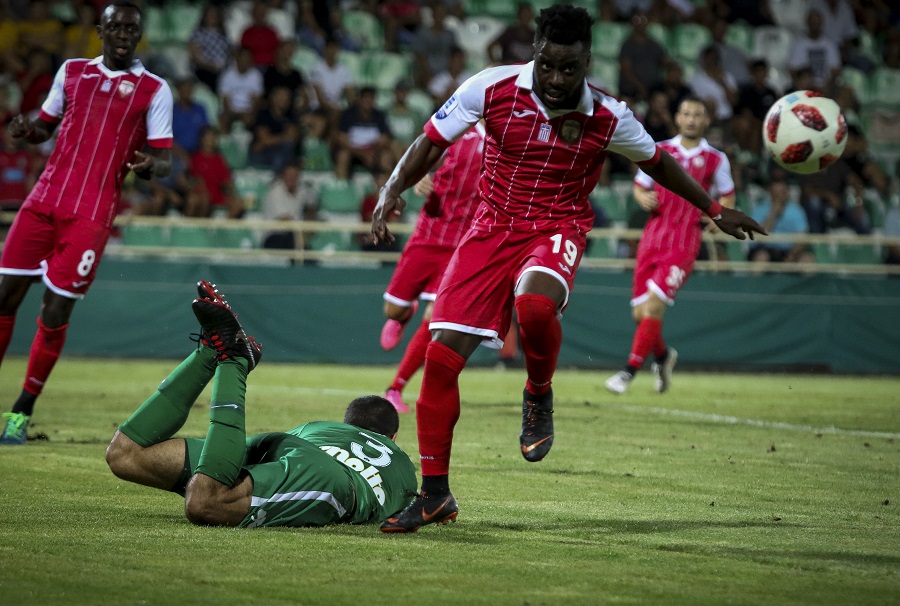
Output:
[
  {"xmin": 105, "ymin": 431, "xmax": 138, "ymax": 479},
  {"xmin": 515, "ymin": 294, "xmax": 557, "ymax": 326}
]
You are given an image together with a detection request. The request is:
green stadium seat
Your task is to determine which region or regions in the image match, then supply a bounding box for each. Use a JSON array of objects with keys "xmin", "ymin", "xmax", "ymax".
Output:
[
  {"xmin": 591, "ymin": 22, "xmax": 629, "ymax": 60},
  {"xmin": 403, "ymin": 187, "xmax": 427, "ymax": 214},
  {"xmin": 143, "ymin": 6, "xmax": 170, "ymax": 45},
  {"xmin": 233, "ymin": 169, "xmax": 274, "ymax": 212},
  {"xmin": 646, "ymin": 23, "xmax": 670, "ymax": 49},
  {"xmin": 725, "ymin": 239, "xmax": 748, "ymax": 263},
  {"xmin": 871, "ymin": 68, "xmax": 900, "ymax": 107},
  {"xmin": 366, "ymin": 52, "xmax": 413, "ymax": 91},
  {"xmin": 219, "ymin": 132, "xmax": 249, "ymax": 171},
  {"xmin": 591, "ymin": 61, "xmax": 619, "ymax": 94},
  {"xmin": 837, "ymin": 243, "xmax": 883, "ymax": 264},
  {"xmin": 318, "ymin": 180, "xmax": 360, "ymax": 214},
  {"xmin": 292, "ymin": 46, "xmax": 321, "ymax": 79},
  {"xmin": 671, "ymin": 23, "xmax": 712, "ymax": 62},
  {"xmin": 753, "ymin": 26, "xmax": 794, "ymax": 69},
  {"xmin": 168, "ymin": 4, "xmax": 202, "ymax": 44},
  {"xmin": 192, "ymin": 83, "xmax": 220, "ymax": 125},
  {"xmin": 343, "ymin": 10, "xmax": 385, "ymax": 51},
  {"xmin": 307, "ymin": 230, "xmax": 357, "ymax": 252},
  {"xmin": 212, "ymin": 227, "xmax": 257, "ymax": 249},
  {"xmin": 169, "ymin": 226, "xmax": 212, "ymax": 248},
  {"xmin": 586, "ymin": 235, "xmax": 616, "ymax": 259},
  {"xmin": 338, "ymin": 51, "xmax": 367, "ymax": 86},
  {"xmin": 121, "ymin": 224, "xmax": 166, "ymax": 247},
  {"xmin": 723, "ymin": 22, "xmax": 753, "ymax": 55},
  {"xmin": 302, "ymin": 138, "xmax": 334, "ymax": 173},
  {"xmin": 591, "ymin": 188, "xmax": 626, "ymax": 224},
  {"xmin": 479, "ymin": 0, "xmax": 518, "ymax": 22}
]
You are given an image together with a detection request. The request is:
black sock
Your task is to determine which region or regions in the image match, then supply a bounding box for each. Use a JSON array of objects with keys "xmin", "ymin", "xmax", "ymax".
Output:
[
  {"xmin": 625, "ymin": 365, "xmax": 639, "ymax": 376},
  {"xmin": 11, "ymin": 390, "xmax": 37, "ymax": 416},
  {"xmin": 421, "ymin": 475, "xmax": 450, "ymax": 496},
  {"xmin": 656, "ymin": 350, "xmax": 669, "ymax": 364}
]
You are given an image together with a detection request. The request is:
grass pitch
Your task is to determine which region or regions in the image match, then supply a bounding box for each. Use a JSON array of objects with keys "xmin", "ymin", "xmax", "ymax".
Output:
[{"xmin": 0, "ymin": 357, "xmax": 897, "ymax": 605}]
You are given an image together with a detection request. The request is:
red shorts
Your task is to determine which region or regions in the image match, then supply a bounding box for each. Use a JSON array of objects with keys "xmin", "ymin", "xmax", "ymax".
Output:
[
  {"xmin": 431, "ymin": 226, "xmax": 586, "ymax": 348},
  {"xmin": 0, "ymin": 203, "xmax": 111, "ymax": 299},
  {"xmin": 384, "ymin": 242, "xmax": 455, "ymax": 306},
  {"xmin": 631, "ymin": 243, "xmax": 696, "ymax": 306}
]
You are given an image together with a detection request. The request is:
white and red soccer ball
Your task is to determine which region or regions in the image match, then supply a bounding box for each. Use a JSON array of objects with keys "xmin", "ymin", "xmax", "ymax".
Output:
[{"xmin": 762, "ymin": 91, "xmax": 848, "ymax": 174}]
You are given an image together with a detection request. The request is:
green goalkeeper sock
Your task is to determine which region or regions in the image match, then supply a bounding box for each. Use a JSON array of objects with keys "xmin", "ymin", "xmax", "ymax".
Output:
[
  {"xmin": 195, "ymin": 358, "xmax": 249, "ymax": 487},
  {"xmin": 118, "ymin": 347, "xmax": 218, "ymax": 447}
]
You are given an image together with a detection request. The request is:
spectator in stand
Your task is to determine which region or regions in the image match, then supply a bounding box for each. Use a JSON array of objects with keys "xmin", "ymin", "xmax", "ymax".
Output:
[
  {"xmin": 842, "ymin": 124, "xmax": 891, "ymax": 202},
  {"xmin": 428, "ymin": 47, "xmax": 472, "ymax": 108},
  {"xmin": 381, "ymin": 0, "xmax": 423, "ymax": 53},
  {"xmin": 63, "ymin": 3, "xmax": 103, "ymax": 62},
  {"xmin": 0, "ymin": 88, "xmax": 15, "ymax": 130},
  {"xmin": 217, "ymin": 47, "xmax": 264, "ymax": 132},
  {"xmin": 15, "ymin": 1, "xmax": 63, "ymax": 61},
  {"xmin": 710, "ymin": 18, "xmax": 749, "ymax": 87},
  {"xmin": 263, "ymin": 40, "xmax": 308, "ymax": 115},
  {"xmin": 241, "ymin": 1, "xmax": 281, "ymax": 69},
  {"xmin": 731, "ymin": 59, "xmax": 778, "ymax": 155},
  {"xmin": 411, "ymin": 3, "xmax": 460, "ymax": 89},
  {"xmin": 748, "ymin": 179, "xmax": 814, "ymax": 264},
  {"xmin": 190, "ymin": 126, "xmax": 243, "ymax": 218},
  {"xmin": 688, "ymin": 46, "xmax": 738, "ymax": 123},
  {"xmin": 0, "ymin": 127, "xmax": 39, "ymax": 210},
  {"xmin": 707, "ymin": 0, "xmax": 773, "ymax": 27},
  {"xmin": 308, "ymin": 37, "xmax": 355, "ymax": 135},
  {"xmin": 787, "ymin": 10, "xmax": 841, "ymax": 94},
  {"xmin": 334, "ymin": 86, "xmax": 394, "ymax": 180},
  {"xmin": 796, "ymin": 155, "xmax": 872, "ymax": 235},
  {"xmin": 189, "ymin": 5, "xmax": 232, "ymax": 93},
  {"xmin": 172, "ymin": 78, "xmax": 210, "ymax": 158},
  {"xmin": 140, "ymin": 152, "xmax": 197, "ymax": 217},
  {"xmin": 642, "ymin": 90, "xmax": 678, "ymax": 142},
  {"xmin": 248, "ymin": 85, "xmax": 300, "ymax": 171},
  {"xmin": 16, "ymin": 50, "xmax": 54, "ymax": 116},
  {"xmin": 618, "ymin": 13, "xmax": 670, "ymax": 104},
  {"xmin": 653, "ymin": 62, "xmax": 692, "ymax": 117},
  {"xmin": 262, "ymin": 162, "xmax": 319, "ymax": 250},
  {"xmin": 488, "ymin": 3, "xmax": 536, "ymax": 66},
  {"xmin": 808, "ymin": 0, "xmax": 871, "ymax": 73},
  {"xmin": 386, "ymin": 79, "xmax": 429, "ymax": 160}
]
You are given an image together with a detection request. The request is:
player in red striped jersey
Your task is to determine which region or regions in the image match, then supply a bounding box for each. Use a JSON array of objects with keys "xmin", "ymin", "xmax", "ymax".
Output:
[
  {"xmin": 380, "ymin": 123, "xmax": 486, "ymax": 413},
  {"xmin": 372, "ymin": 4, "xmax": 765, "ymax": 532},
  {"xmin": 605, "ymin": 96, "xmax": 735, "ymax": 395},
  {"xmin": 0, "ymin": 2, "xmax": 173, "ymax": 446}
]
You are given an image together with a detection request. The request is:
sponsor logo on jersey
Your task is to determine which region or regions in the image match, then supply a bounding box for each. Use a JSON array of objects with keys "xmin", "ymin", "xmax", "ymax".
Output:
[
  {"xmin": 561, "ymin": 119, "xmax": 581, "ymax": 144},
  {"xmin": 117, "ymin": 80, "xmax": 135, "ymax": 98},
  {"xmin": 435, "ymin": 95, "xmax": 458, "ymax": 120},
  {"xmin": 538, "ymin": 123, "xmax": 551, "ymax": 142}
]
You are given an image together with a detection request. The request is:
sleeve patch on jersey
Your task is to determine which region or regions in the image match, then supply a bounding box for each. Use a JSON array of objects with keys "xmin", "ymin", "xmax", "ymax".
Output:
[
  {"xmin": 146, "ymin": 137, "xmax": 173, "ymax": 148},
  {"xmin": 636, "ymin": 145, "xmax": 662, "ymax": 166},
  {"xmin": 38, "ymin": 109, "xmax": 62, "ymax": 124},
  {"xmin": 435, "ymin": 95, "xmax": 459, "ymax": 120}
]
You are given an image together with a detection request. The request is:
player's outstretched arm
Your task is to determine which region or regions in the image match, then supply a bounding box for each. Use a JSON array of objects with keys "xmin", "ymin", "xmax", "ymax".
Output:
[
  {"xmin": 643, "ymin": 151, "xmax": 767, "ymax": 240},
  {"xmin": 372, "ymin": 133, "xmax": 445, "ymax": 244},
  {"xmin": 7, "ymin": 114, "xmax": 57, "ymax": 145}
]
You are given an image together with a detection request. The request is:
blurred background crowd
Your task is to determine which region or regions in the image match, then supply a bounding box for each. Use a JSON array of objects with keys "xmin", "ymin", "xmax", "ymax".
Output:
[{"xmin": 0, "ymin": 0, "xmax": 898, "ymax": 263}]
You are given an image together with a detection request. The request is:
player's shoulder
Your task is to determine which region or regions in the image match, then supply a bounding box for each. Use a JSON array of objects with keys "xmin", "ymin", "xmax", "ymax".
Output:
[
  {"xmin": 699, "ymin": 138, "xmax": 729, "ymax": 161},
  {"xmin": 588, "ymin": 83, "xmax": 632, "ymax": 119}
]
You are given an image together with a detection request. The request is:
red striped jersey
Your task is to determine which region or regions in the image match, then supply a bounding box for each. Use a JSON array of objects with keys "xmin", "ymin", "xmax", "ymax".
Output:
[
  {"xmin": 423, "ymin": 62, "xmax": 659, "ymax": 234},
  {"xmin": 410, "ymin": 123, "xmax": 485, "ymax": 248},
  {"xmin": 635, "ymin": 135, "xmax": 735, "ymax": 251},
  {"xmin": 28, "ymin": 57, "xmax": 173, "ymax": 228}
]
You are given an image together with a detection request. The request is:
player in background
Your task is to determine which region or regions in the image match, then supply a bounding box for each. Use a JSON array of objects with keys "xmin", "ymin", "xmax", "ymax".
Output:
[
  {"xmin": 0, "ymin": 1, "xmax": 173, "ymax": 445},
  {"xmin": 605, "ymin": 96, "xmax": 735, "ymax": 395},
  {"xmin": 380, "ymin": 123, "xmax": 486, "ymax": 413},
  {"xmin": 371, "ymin": 4, "xmax": 765, "ymax": 532},
  {"xmin": 106, "ymin": 281, "xmax": 417, "ymax": 528}
]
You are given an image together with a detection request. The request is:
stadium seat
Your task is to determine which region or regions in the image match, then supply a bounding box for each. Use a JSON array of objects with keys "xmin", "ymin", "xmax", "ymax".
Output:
[
  {"xmin": 292, "ymin": 46, "xmax": 321, "ymax": 79},
  {"xmin": 168, "ymin": 3, "xmax": 202, "ymax": 44},
  {"xmin": 646, "ymin": 23, "xmax": 670, "ymax": 49},
  {"xmin": 671, "ymin": 23, "xmax": 712, "ymax": 62},
  {"xmin": 448, "ymin": 16, "xmax": 505, "ymax": 67},
  {"xmin": 343, "ymin": 10, "xmax": 384, "ymax": 51},
  {"xmin": 406, "ymin": 89, "xmax": 436, "ymax": 118},
  {"xmin": 814, "ymin": 241, "xmax": 882, "ymax": 265},
  {"xmin": 591, "ymin": 22, "xmax": 629, "ymax": 60},
  {"xmin": 769, "ymin": 0, "xmax": 810, "ymax": 33},
  {"xmin": 220, "ymin": 130, "xmax": 251, "ymax": 170},
  {"xmin": 224, "ymin": 1, "xmax": 251, "ymax": 44},
  {"xmin": 871, "ymin": 68, "xmax": 900, "ymax": 107},
  {"xmin": 121, "ymin": 224, "xmax": 167, "ymax": 247},
  {"xmin": 723, "ymin": 22, "xmax": 754, "ymax": 55},
  {"xmin": 143, "ymin": 6, "xmax": 170, "ymax": 45},
  {"xmin": 724, "ymin": 239, "xmax": 748, "ymax": 263},
  {"xmin": 403, "ymin": 187, "xmax": 427, "ymax": 214},
  {"xmin": 586, "ymin": 235, "xmax": 616, "ymax": 259},
  {"xmin": 479, "ymin": 0, "xmax": 518, "ymax": 22},
  {"xmin": 841, "ymin": 67, "xmax": 872, "ymax": 105},
  {"xmin": 192, "ymin": 84, "xmax": 220, "ymax": 125},
  {"xmin": 591, "ymin": 188, "xmax": 626, "ymax": 224},
  {"xmin": 302, "ymin": 138, "xmax": 334, "ymax": 173},
  {"xmin": 338, "ymin": 51, "xmax": 367, "ymax": 86},
  {"xmin": 307, "ymin": 230, "xmax": 357, "ymax": 252},
  {"xmin": 212, "ymin": 227, "xmax": 257, "ymax": 249},
  {"xmin": 267, "ymin": 8, "xmax": 296, "ymax": 40},
  {"xmin": 157, "ymin": 44, "xmax": 192, "ymax": 80},
  {"xmin": 233, "ymin": 168, "xmax": 274, "ymax": 211},
  {"xmin": 591, "ymin": 60, "xmax": 619, "ymax": 94},
  {"xmin": 169, "ymin": 226, "xmax": 213, "ymax": 248},
  {"xmin": 318, "ymin": 180, "xmax": 360, "ymax": 214},
  {"xmin": 365, "ymin": 52, "xmax": 413, "ymax": 91},
  {"xmin": 753, "ymin": 26, "xmax": 794, "ymax": 70}
]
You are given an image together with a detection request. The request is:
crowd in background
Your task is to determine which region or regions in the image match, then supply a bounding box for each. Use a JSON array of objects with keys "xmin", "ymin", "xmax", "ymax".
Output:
[{"xmin": 0, "ymin": 0, "xmax": 898, "ymax": 263}]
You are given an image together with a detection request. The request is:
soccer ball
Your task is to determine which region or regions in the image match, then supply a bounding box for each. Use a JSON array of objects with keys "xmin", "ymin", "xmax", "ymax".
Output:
[{"xmin": 762, "ymin": 91, "xmax": 848, "ymax": 174}]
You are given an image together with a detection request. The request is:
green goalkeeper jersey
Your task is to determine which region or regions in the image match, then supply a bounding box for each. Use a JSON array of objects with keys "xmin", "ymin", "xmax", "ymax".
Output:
[{"xmin": 287, "ymin": 421, "xmax": 417, "ymax": 524}]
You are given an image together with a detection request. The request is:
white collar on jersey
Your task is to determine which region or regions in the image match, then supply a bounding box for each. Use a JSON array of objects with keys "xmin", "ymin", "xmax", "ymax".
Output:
[
  {"xmin": 516, "ymin": 61, "xmax": 594, "ymax": 119},
  {"xmin": 88, "ymin": 55, "xmax": 146, "ymax": 77},
  {"xmin": 671, "ymin": 135, "xmax": 711, "ymax": 157}
]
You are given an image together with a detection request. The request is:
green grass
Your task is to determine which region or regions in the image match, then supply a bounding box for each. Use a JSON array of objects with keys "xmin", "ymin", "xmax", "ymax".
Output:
[{"xmin": 1, "ymin": 357, "xmax": 898, "ymax": 605}]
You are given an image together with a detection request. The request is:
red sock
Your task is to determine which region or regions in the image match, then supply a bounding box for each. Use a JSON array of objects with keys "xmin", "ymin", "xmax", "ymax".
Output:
[
  {"xmin": 515, "ymin": 294, "xmax": 561, "ymax": 396},
  {"xmin": 390, "ymin": 318, "xmax": 431, "ymax": 391},
  {"xmin": 0, "ymin": 314, "xmax": 16, "ymax": 363},
  {"xmin": 416, "ymin": 340, "xmax": 466, "ymax": 477},
  {"xmin": 652, "ymin": 324, "xmax": 668, "ymax": 360},
  {"xmin": 23, "ymin": 318, "xmax": 68, "ymax": 396},
  {"xmin": 627, "ymin": 317, "xmax": 662, "ymax": 370}
]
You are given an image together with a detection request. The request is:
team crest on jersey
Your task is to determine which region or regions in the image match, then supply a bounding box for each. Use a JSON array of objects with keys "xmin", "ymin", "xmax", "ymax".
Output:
[
  {"xmin": 101, "ymin": 80, "xmax": 113, "ymax": 93},
  {"xmin": 117, "ymin": 80, "xmax": 135, "ymax": 98},
  {"xmin": 560, "ymin": 120, "xmax": 582, "ymax": 144},
  {"xmin": 435, "ymin": 95, "xmax": 458, "ymax": 120},
  {"xmin": 692, "ymin": 156, "xmax": 705, "ymax": 168}
]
